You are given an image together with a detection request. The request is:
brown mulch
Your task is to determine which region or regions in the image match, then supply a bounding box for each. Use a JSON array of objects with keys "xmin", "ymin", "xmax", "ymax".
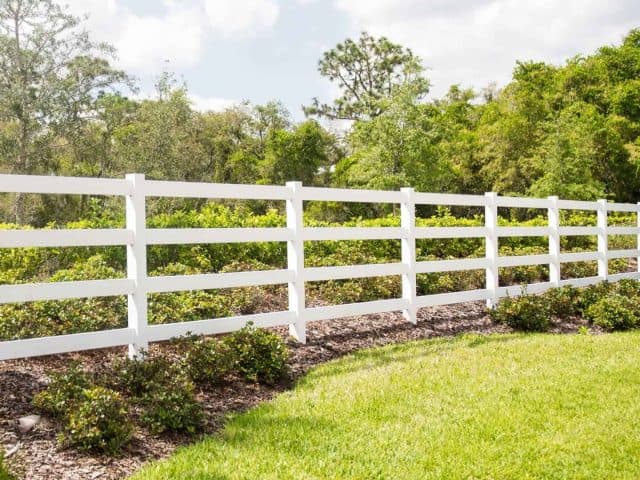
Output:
[{"xmin": 0, "ymin": 302, "xmax": 588, "ymax": 480}]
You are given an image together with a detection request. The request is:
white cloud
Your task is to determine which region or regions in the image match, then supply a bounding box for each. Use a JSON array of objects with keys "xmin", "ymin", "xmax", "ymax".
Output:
[
  {"xmin": 334, "ymin": 0, "xmax": 640, "ymax": 97},
  {"xmin": 66, "ymin": 0, "xmax": 281, "ymax": 74},
  {"xmin": 204, "ymin": 0, "xmax": 279, "ymax": 38},
  {"xmin": 190, "ymin": 94, "xmax": 238, "ymax": 112},
  {"xmin": 66, "ymin": 0, "xmax": 206, "ymax": 72},
  {"xmin": 116, "ymin": 2, "xmax": 205, "ymax": 72}
]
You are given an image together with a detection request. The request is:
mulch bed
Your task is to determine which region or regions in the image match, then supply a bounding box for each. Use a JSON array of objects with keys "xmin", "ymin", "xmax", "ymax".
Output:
[{"xmin": 0, "ymin": 302, "xmax": 588, "ymax": 480}]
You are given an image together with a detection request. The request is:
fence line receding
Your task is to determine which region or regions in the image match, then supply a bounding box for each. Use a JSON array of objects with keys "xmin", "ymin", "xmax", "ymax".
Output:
[{"xmin": 1, "ymin": 173, "xmax": 639, "ymax": 361}]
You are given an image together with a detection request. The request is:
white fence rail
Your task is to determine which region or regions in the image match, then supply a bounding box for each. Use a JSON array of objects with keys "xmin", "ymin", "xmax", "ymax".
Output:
[{"xmin": 1, "ymin": 174, "xmax": 640, "ymax": 361}]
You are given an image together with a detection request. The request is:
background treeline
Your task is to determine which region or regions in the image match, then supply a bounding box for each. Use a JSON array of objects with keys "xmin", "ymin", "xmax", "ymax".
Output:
[{"xmin": 1, "ymin": 2, "xmax": 640, "ymax": 224}]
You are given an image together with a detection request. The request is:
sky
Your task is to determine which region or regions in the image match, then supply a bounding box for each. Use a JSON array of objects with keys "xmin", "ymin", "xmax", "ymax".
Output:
[{"xmin": 65, "ymin": 0, "xmax": 640, "ymax": 120}]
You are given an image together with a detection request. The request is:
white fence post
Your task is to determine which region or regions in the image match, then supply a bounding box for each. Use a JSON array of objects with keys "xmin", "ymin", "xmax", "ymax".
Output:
[
  {"xmin": 400, "ymin": 187, "xmax": 417, "ymax": 324},
  {"xmin": 485, "ymin": 192, "xmax": 499, "ymax": 307},
  {"xmin": 125, "ymin": 173, "xmax": 149, "ymax": 358},
  {"xmin": 597, "ymin": 199, "xmax": 608, "ymax": 281},
  {"xmin": 548, "ymin": 195, "xmax": 561, "ymax": 287},
  {"xmin": 286, "ymin": 181, "xmax": 306, "ymax": 343}
]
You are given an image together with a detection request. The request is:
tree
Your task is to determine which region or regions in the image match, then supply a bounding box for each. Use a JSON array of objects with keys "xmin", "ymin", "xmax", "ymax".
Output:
[
  {"xmin": 0, "ymin": 0, "xmax": 129, "ymax": 221},
  {"xmin": 336, "ymin": 83, "xmax": 454, "ymax": 193},
  {"xmin": 304, "ymin": 32, "xmax": 429, "ymax": 121},
  {"xmin": 529, "ymin": 103, "xmax": 607, "ymax": 200},
  {"xmin": 261, "ymin": 120, "xmax": 335, "ymax": 185},
  {"xmin": 111, "ymin": 74, "xmax": 206, "ymax": 182}
]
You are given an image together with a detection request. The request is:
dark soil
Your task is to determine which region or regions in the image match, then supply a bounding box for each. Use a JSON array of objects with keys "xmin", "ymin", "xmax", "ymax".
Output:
[{"xmin": 0, "ymin": 302, "xmax": 588, "ymax": 480}]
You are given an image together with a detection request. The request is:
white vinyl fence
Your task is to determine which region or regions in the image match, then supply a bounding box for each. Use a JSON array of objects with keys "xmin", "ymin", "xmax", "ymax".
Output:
[{"xmin": 1, "ymin": 174, "xmax": 639, "ymax": 361}]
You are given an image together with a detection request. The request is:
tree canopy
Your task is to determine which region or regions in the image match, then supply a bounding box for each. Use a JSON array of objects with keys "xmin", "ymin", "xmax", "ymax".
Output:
[
  {"xmin": 1, "ymin": 0, "xmax": 640, "ymax": 224},
  {"xmin": 304, "ymin": 32, "xmax": 429, "ymax": 121}
]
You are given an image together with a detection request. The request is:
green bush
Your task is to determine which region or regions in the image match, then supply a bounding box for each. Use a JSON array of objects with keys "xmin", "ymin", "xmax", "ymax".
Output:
[
  {"xmin": 147, "ymin": 205, "xmax": 287, "ymax": 272},
  {"xmin": 148, "ymin": 263, "xmax": 233, "ymax": 325},
  {"xmin": 139, "ymin": 376, "xmax": 203, "ymax": 435},
  {"xmin": 183, "ymin": 337, "xmax": 234, "ymax": 385},
  {"xmin": 0, "ymin": 255, "xmax": 126, "ymax": 340},
  {"xmin": 223, "ymin": 323, "xmax": 289, "ymax": 384},
  {"xmin": 60, "ymin": 386, "xmax": 132, "ymax": 454},
  {"xmin": 33, "ymin": 363, "xmax": 92, "ymax": 417},
  {"xmin": 490, "ymin": 292, "xmax": 551, "ymax": 332},
  {"xmin": 109, "ymin": 355, "xmax": 178, "ymax": 397},
  {"xmin": 221, "ymin": 261, "xmax": 287, "ymax": 315},
  {"xmin": 584, "ymin": 294, "xmax": 639, "ymax": 331},
  {"xmin": 562, "ymin": 260, "xmax": 598, "ymax": 280},
  {"xmin": 543, "ymin": 286, "xmax": 581, "ymax": 317},
  {"xmin": 576, "ymin": 281, "xmax": 614, "ymax": 315},
  {"xmin": 417, "ymin": 268, "xmax": 485, "ymax": 295},
  {"xmin": 612, "ymin": 279, "xmax": 640, "ymax": 298},
  {"xmin": 110, "ymin": 354, "xmax": 203, "ymax": 435}
]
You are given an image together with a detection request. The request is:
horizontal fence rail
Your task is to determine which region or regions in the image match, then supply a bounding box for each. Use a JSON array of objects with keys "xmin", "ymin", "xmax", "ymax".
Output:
[{"xmin": 1, "ymin": 173, "xmax": 640, "ymax": 361}]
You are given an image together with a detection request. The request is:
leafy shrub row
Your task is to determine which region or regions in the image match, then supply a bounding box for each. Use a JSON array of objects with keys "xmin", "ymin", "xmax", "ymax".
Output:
[
  {"xmin": 2, "ymin": 207, "xmax": 634, "ymax": 285},
  {"xmin": 491, "ymin": 280, "xmax": 640, "ymax": 332},
  {"xmin": 32, "ymin": 324, "xmax": 288, "ymax": 454},
  {"xmin": 0, "ymin": 206, "xmax": 637, "ymax": 341}
]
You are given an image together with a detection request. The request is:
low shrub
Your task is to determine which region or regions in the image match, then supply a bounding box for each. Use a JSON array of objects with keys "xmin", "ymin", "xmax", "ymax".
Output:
[
  {"xmin": 33, "ymin": 363, "xmax": 92, "ymax": 417},
  {"xmin": 584, "ymin": 294, "xmax": 639, "ymax": 331},
  {"xmin": 110, "ymin": 354, "xmax": 203, "ymax": 435},
  {"xmin": 223, "ymin": 323, "xmax": 289, "ymax": 384},
  {"xmin": 417, "ymin": 268, "xmax": 485, "ymax": 296},
  {"xmin": 148, "ymin": 289, "xmax": 232, "ymax": 326},
  {"xmin": 543, "ymin": 286, "xmax": 581, "ymax": 317},
  {"xmin": 221, "ymin": 261, "xmax": 288, "ymax": 315},
  {"xmin": 490, "ymin": 292, "xmax": 551, "ymax": 332},
  {"xmin": 612, "ymin": 278, "xmax": 640, "ymax": 299},
  {"xmin": 139, "ymin": 376, "xmax": 203, "ymax": 435},
  {"xmin": 60, "ymin": 387, "xmax": 132, "ymax": 454},
  {"xmin": 0, "ymin": 255, "xmax": 127, "ymax": 341},
  {"xmin": 576, "ymin": 282, "xmax": 614, "ymax": 315},
  {"xmin": 183, "ymin": 338, "xmax": 234, "ymax": 386},
  {"xmin": 109, "ymin": 354, "xmax": 178, "ymax": 397}
]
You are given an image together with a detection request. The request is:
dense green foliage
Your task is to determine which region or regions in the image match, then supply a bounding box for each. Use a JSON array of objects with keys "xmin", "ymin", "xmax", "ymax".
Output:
[
  {"xmin": 33, "ymin": 363, "xmax": 92, "ymax": 416},
  {"xmin": 109, "ymin": 355, "xmax": 204, "ymax": 435},
  {"xmin": 33, "ymin": 364, "xmax": 132, "ymax": 454},
  {"xmin": 60, "ymin": 387, "xmax": 132, "ymax": 454},
  {"xmin": 585, "ymin": 295, "xmax": 639, "ymax": 331},
  {"xmin": 489, "ymin": 280, "xmax": 640, "ymax": 333},
  {"xmin": 222, "ymin": 324, "xmax": 289, "ymax": 384},
  {"xmin": 108, "ymin": 355, "xmax": 178, "ymax": 397},
  {"xmin": 183, "ymin": 337, "xmax": 234, "ymax": 385},
  {"xmin": 490, "ymin": 292, "xmax": 551, "ymax": 331},
  {"xmin": 33, "ymin": 328, "xmax": 291, "ymax": 453},
  {"xmin": 129, "ymin": 332, "xmax": 640, "ymax": 480},
  {"xmin": 542, "ymin": 285, "xmax": 581, "ymax": 317},
  {"xmin": 0, "ymin": 206, "xmax": 636, "ymax": 341},
  {"xmin": 138, "ymin": 376, "xmax": 203, "ymax": 435}
]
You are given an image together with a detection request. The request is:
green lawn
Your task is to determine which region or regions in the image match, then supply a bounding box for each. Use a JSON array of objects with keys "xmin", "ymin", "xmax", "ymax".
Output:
[{"xmin": 131, "ymin": 332, "xmax": 640, "ymax": 480}]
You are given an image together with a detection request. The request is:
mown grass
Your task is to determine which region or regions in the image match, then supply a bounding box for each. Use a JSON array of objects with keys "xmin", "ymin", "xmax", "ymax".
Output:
[{"xmin": 131, "ymin": 332, "xmax": 640, "ymax": 479}]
